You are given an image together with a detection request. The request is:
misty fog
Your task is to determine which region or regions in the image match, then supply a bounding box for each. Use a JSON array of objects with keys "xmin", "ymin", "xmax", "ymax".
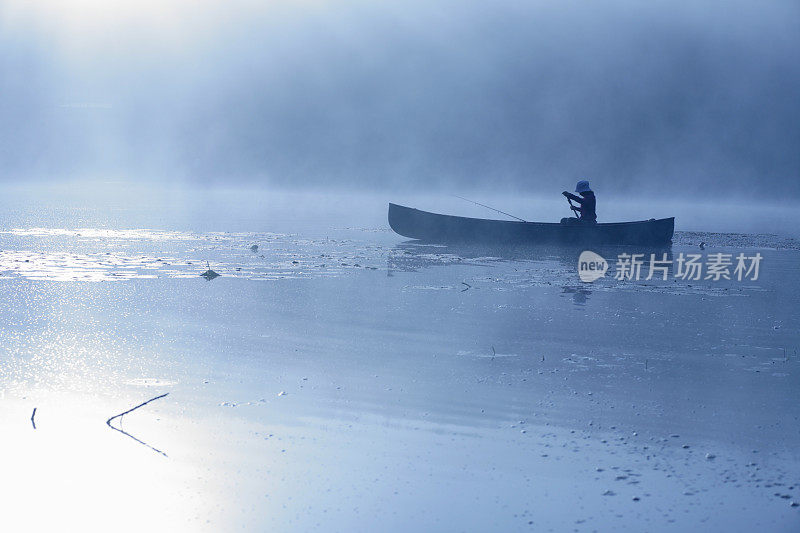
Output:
[
  {"xmin": 1, "ymin": 0, "xmax": 798, "ymax": 199},
  {"xmin": 2, "ymin": 3, "xmax": 800, "ymax": 531}
]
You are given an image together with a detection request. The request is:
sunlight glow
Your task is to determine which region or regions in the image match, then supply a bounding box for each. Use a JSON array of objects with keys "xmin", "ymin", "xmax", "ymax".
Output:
[{"xmin": 1, "ymin": 0, "xmax": 333, "ymax": 62}]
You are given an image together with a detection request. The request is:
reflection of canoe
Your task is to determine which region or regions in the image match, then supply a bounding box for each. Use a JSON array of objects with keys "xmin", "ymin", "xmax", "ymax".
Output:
[{"xmin": 388, "ymin": 203, "xmax": 674, "ymax": 245}]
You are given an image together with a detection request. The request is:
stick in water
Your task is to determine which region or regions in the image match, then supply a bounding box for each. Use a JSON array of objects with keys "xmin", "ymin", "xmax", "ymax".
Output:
[
  {"xmin": 452, "ymin": 195, "xmax": 527, "ymax": 222},
  {"xmin": 106, "ymin": 393, "xmax": 170, "ymax": 457},
  {"xmin": 31, "ymin": 407, "xmax": 37, "ymax": 430}
]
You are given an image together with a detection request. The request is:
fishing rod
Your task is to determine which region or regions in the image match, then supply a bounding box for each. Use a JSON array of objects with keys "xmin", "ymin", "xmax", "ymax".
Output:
[{"xmin": 452, "ymin": 195, "xmax": 527, "ymax": 222}]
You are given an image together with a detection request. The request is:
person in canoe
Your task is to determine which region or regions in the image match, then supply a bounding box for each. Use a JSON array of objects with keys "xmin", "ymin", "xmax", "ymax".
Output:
[{"xmin": 561, "ymin": 180, "xmax": 597, "ymax": 223}]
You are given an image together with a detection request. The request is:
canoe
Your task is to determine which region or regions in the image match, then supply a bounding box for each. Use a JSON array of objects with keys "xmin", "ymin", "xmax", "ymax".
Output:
[{"xmin": 388, "ymin": 203, "xmax": 674, "ymax": 245}]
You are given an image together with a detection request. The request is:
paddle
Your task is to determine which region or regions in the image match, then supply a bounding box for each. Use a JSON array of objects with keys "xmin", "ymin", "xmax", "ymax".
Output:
[{"xmin": 566, "ymin": 197, "xmax": 580, "ymax": 218}]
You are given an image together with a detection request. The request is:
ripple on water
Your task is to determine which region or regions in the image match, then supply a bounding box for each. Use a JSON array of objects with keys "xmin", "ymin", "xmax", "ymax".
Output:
[{"xmin": 125, "ymin": 378, "xmax": 178, "ymax": 387}]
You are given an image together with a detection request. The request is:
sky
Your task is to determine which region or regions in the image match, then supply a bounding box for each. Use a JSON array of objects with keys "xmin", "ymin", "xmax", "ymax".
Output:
[{"xmin": 1, "ymin": 0, "xmax": 798, "ymax": 199}]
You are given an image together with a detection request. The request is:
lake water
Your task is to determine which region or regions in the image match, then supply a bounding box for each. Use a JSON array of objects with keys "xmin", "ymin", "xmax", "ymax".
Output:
[{"xmin": 0, "ymin": 186, "xmax": 798, "ymax": 532}]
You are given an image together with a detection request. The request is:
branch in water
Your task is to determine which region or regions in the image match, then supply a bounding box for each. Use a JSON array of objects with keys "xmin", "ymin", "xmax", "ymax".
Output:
[{"xmin": 106, "ymin": 393, "xmax": 170, "ymax": 457}]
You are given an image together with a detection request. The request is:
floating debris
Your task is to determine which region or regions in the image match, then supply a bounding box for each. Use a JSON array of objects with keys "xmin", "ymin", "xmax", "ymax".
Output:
[
  {"xmin": 250, "ymin": 244, "xmax": 258, "ymax": 252},
  {"xmin": 201, "ymin": 261, "xmax": 220, "ymax": 281},
  {"xmin": 277, "ymin": 391, "xmax": 287, "ymax": 397}
]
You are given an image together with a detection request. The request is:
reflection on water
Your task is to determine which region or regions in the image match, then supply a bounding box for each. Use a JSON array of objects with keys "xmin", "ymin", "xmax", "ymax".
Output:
[
  {"xmin": 1, "ymin": 221, "xmax": 798, "ymax": 531},
  {"xmin": 0, "ymin": 227, "xmax": 779, "ymax": 302},
  {"xmin": 562, "ymin": 285, "xmax": 592, "ymax": 306},
  {"xmin": 0, "ymin": 228, "xmax": 387, "ymax": 281},
  {"xmin": 0, "ymin": 392, "xmax": 204, "ymax": 531},
  {"xmin": 386, "ymin": 241, "xmax": 771, "ymax": 299},
  {"xmin": 106, "ymin": 392, "xmax": 171, "ymax": 457}
]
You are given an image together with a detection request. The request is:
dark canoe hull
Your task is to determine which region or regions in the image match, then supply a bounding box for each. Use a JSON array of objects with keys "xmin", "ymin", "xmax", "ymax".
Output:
[{"xmin": 388, "ymin": 203, "xmax": 674, "ymax": 246}]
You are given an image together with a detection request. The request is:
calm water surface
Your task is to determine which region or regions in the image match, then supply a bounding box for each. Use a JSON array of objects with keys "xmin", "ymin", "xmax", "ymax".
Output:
[{"xmin": 0, "ymin": 187, "xmax": 798, "ymax": 532}]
